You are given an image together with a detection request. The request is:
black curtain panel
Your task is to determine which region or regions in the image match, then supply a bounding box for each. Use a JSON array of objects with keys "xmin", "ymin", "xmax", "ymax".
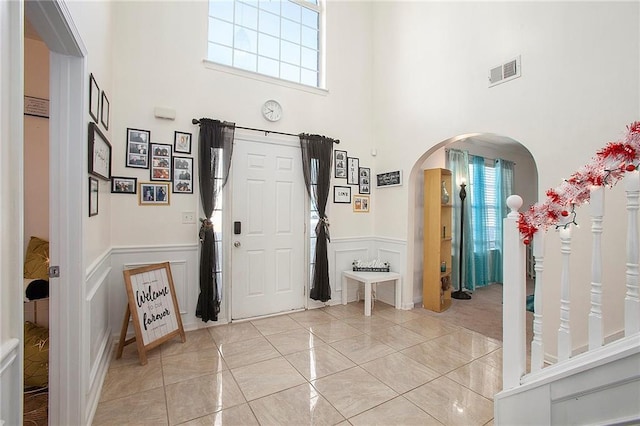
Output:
[
  {"xmin": 299, "ymin": 133, "xmax": 336, "ymax": 302},
  {"xmin": 196, "ymin": 118, "xmax": 235, "ymax": 322}
]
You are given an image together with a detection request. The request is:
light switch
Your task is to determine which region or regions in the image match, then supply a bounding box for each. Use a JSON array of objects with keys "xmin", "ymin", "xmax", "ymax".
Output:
[{"xmin": 182, "ymin": 212, "xmax": 195, "ymax": 224}]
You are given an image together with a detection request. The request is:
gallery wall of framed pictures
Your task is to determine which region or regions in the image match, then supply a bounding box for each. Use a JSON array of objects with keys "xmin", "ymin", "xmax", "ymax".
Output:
[
  {"xmin": 332, "ymin": 149, "xmax": 371, "ymax": 212},
  {"xmin": 87, "ymin": 73, "xmax": 112, "ymax": 217}
]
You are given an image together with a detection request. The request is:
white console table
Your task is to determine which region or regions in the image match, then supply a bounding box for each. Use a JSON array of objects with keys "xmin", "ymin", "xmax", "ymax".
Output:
[{"xmin": 341, "ymin": 270, "xmax": 402, "ymax": 316}]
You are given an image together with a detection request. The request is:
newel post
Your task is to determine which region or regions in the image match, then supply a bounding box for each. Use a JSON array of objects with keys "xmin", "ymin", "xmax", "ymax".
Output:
[
  {"xmin": 503, "ymin": 195, "xmax": 526, "ymax": 390},
  {"xmin": 625, "ymin": 170, "xmax": 640, "ymax": 335}
]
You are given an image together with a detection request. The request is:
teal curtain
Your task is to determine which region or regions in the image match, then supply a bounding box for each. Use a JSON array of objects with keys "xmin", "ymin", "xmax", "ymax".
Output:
[
  {"xmin": 495, "ymin": 158, "xmax": 515, "ymax": 282},
  {"xmin": 470, "ymin": 155, "xmax": 491, "ymax": 289},
  {"xmin": 446, "ymin": 149, "xmax": 472, "ymax": 293}
]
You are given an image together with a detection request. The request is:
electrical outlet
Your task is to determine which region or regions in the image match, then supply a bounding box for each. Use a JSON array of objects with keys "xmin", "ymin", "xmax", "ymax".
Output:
[{"xmin": 182, "ymin": 211, "xmax": 195, "ymax": 224}]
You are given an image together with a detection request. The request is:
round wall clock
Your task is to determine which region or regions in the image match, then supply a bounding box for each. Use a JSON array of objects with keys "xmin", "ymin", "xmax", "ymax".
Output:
[{"xmin": 262, "ymin": 99, "xmax": 282, "ymax": 122}]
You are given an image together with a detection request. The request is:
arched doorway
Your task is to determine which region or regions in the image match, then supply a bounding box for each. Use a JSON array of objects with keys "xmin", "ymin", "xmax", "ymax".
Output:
[{"xmin": 405, "ymin": 132, "xmax": 538, "ymax": 338}]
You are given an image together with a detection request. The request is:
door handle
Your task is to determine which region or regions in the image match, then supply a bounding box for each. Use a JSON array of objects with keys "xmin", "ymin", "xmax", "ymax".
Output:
[{"xmin": 234, "ymin": 241, "xmax": 241, "ymax": 248}]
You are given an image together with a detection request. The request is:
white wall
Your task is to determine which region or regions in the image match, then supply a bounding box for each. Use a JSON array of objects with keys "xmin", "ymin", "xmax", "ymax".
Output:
[
  {"xmin": 371, "ymin": 1, "xmax": 639, "ymax": 355},
  {"xmin": 109, "ymin": 1, "xmax": 375, "ymax": 246}
]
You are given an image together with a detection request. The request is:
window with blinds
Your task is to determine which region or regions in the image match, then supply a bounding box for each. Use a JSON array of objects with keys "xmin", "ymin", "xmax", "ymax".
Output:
[{"xmin": 469, "ymin": 159, "xmax": 498, "ymax": 250}]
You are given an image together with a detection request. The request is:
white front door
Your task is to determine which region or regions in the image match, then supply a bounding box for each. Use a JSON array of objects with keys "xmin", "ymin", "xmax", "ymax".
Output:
[{"xmin": 231, "ymin": 137, "xmax": 306, "ymax": 319}]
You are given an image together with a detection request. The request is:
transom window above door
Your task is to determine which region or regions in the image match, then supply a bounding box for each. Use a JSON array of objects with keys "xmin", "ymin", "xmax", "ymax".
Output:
[{"xmin": 207, "ymin": 0, "xmax": 322, "ymax": 88}]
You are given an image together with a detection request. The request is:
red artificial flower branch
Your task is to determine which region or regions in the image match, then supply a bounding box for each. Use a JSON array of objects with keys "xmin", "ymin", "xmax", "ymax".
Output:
[{"xmin": 517, "ymin": 122, "xmax": 640, "ymax": 244}]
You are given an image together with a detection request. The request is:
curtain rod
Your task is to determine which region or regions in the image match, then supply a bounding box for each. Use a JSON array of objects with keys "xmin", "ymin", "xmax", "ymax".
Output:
[{"xmin": 191, "ymin": 119, "xmax": 340, "ymax": 144}]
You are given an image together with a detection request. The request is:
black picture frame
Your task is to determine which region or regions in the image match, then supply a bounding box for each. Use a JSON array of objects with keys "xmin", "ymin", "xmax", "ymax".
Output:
[
  {"xmin": 174, "ymin": 131, "xmax": 192, "ymax": 154},
  {"xmin": 88, "ymin": 122, "xmax": 112, "ymax": 180},
  {"xmin": 100, "ymin": 91, "xmax": 110, "ymax": 130},
  {"xmin": 333, "ymin": 185, "xmax": 351, "ymax": 203},
  {"xmin": 126, "ymin": 128, "xmax": 150, "ymax": 169},
  {"xmin": 111, "ymin": 176, "xmax": 137, "ymax": 194},
  {"xmin": 173, "ymin": 156, "xmax": 193, "ymax": 194},
  {"xmin": 334, "ymin": 150, "xmax": 347, "ymax": 178},
  {"xmin": 347, "ymin": 157, "xmax": 359, "ymax": 185},
  {"xmin": 359, "ymin": 167, "xmax": 371, "ymax": 194},
  {"xmin": 89, "ymin": 73, "xmax": 100, "ymax": 123},
  {"xmin": 150, "ymin": 143, "xmax": 172, "ymax": 182},
  {"xmin": 89, "ymin": 177, "xmax": 99, "ymax": 217}
]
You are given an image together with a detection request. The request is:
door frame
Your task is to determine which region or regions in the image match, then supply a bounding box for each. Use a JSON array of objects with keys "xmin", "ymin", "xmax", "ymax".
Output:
[
  {"xmin": 25, "ymin": 1, "xmax": 86, "ymax": 424},
  {"xmin": 224, "ymin": 130, "xmax": 311, "ymax": 322}
]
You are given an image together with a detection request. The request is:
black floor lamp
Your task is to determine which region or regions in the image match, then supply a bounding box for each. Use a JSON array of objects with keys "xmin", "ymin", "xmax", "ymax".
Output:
[{"xmin": 452, "ymin": 179, "xmax": 471, "ymax": 300}]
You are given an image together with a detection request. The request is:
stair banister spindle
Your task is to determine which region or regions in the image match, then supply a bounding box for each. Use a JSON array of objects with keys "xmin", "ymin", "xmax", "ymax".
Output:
[
  {"xmin": 558, "ymin": 226, "xmax": 573, "ymax": 361},
  {"xmin": 625, "ymin": 171, "xmax": 640, "ymax": 336},
  {"xmin": 531, "ymin": 231, "xmax": 545, "ymax": 372},
  {"xmin": 502, "ymin": 195, "xmax": 526, "ymax": 389},
  {"xmin": 589, "ymin": 185, "xmax": 604, "ymax": 349}
]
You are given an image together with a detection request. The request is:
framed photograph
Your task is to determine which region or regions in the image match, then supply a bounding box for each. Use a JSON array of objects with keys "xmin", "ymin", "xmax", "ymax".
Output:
[
  {"xmin": 174, "ymin": 131, "xmax": 192, "ymax": 154},
  {"xmin": 89, "ymin": 73, "xmax": 100, "ymax": 123},
  {"xmin": 126, "ymin": 128, "xmax": 150, "ymax": 169},
  {"xmin": 139, "ymin": 182, "xmax": 170, "ymax": 206},
  {"xmin": 173, "ymin": 156, "xmax": 193, "ymax": 194},
  {"xmin": 359, "ymin": 167, "xmax": 371, "ymax": 194},
  {"xmin": 100, "ymin": 91, "xmax": 110, "ymax": 130},
  {"xmin": 334, "ymin": 150, "xmax": 347, "ymax": 179},
  {"xmin": 88, "ymin": 121, "xmax": 112, "ymax": 180},
  {"xmin": 333, "ymin": 185, "xmax": 351, "ymax": 203},
  {"xmin": 111, "ymin": 176, "xmax": 137, "ymax": 194},
  {"xmin": 89, "ymin": 177, "xmax": 99, "ymax": 217},
  {"xmin": 150, "ymin": 143, "xmax": 172, "ymax": 181},
  {"xmin": 376, "ymin": 170, "xmax": 403, "ymax": 188},
  {"xmin": 353, "ymin": 195, "xmax": 370, "ymax": 213},
  {"xmin": 347, "ymin": 157, "xmax": 359, "ymax": 185}
]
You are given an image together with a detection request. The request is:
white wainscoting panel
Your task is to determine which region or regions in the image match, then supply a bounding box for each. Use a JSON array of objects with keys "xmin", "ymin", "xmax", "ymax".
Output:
[
  {"xmin": 84, "ymin": 249, "xmax": 113, "ymax": 425},
  {"xmin": 110, "ymin": 244, "xmax": 199, "ymax": 336},
  {"xmin": 0, "ymin": 338, "xmax": 20, "ymax": 426},
  {"xmin": 329, "ymin": 237, "xmax": 407, "ymax": 307}
]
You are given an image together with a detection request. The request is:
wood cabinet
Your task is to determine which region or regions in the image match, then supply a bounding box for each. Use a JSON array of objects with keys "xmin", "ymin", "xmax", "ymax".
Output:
[{"xmin": 423, "ymin": 168, "xmax": 453, "ymax": 312}]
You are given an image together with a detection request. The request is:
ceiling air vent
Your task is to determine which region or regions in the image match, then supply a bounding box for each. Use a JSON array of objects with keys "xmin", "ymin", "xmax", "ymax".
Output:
[{"xmin": 489, "ymin": 55, "xmax": 521, "ymax": 87}]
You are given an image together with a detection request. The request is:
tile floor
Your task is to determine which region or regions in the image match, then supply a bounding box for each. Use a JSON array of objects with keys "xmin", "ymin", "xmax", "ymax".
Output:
[{"xmin": 93, "ymin": 301, "xmax": 502, "ymax": 425}]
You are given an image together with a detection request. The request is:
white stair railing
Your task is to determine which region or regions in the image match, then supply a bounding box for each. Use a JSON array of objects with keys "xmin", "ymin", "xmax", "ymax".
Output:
[
  {"xmin": 626, "ymin": 171, "xmax": 640, "ymax": 336},
  {"xmin": 589, "ymin": 185, "xmax": 604, "ymax": 349},
  {"xmin": 502, "ymin": 123, "xmax": 640, "ymax": 390}
]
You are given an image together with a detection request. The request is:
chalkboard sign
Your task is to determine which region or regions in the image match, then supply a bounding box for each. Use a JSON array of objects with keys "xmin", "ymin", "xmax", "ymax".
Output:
[
  {"xmin": 117, "ymin": 262, "xmax": 185, "ymax": 365},
  {"xmin": 376, "ymin": 170, "xmax": 403, "ymax": 187}
]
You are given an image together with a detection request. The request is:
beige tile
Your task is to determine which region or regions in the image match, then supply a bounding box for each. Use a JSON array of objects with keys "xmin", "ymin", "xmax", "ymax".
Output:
[
  {"xmin": 161, "ymin": 329, "xmax": 215, "ymax": 358},
  {"xmin": 349, "ymin": 396, "xmax": 443, "ymax": 426},
  {"xmin": 251, "ymin": 314, "xmax": 303, "ymax": 336},
  {"xmin": 176, "ymin": 403, "xmax": 258, "ymax": 425},
  {"xmin": 330, "ymin": 334, "xmax": 396, "ymax": 364},
  {"xmin": 341, "ymin": 315, "xmax": 396, "ymax": 334},
  {"xmin": 165, "ymin": 370, "xmax": 246, "ymax": 425},
  {"xmin": 231, "ymin": 357, "xmax": 307, "ymax": 401},
  {"xmin": 265, "ymin": 328, "xmax": 326, "ymax": 355},
  {"xmin": 93, "ymin": 386, "xmax": 168, "ymax": 425},
  {"xmin": 477, "ymin": 348, "xmax": 503, "ymax": 370},
  {"xmin": 401, "ymin": 316, "xmax": 459, "ymax": 340},
  {"xmin": 218, "ymin": 335, "xmax": 279, "ymax": 368},
  {"xmin": 208, "ymin": 322, "xmax": 261, "ymax": 346},
  {"xmin": 361, "ymin": 352, "xmax": 440, "ymax": 394},
  {"xmin": 109, "ymin": 341, "xmax": 161, "ymax": 368},
  {"xmin": 308, "ymin": 320, "xmax": 362, "ymax": 343},
  {"xmin": 373, "ymin": 308, "xmax": 423, "ymax": 324},
  {"xmin": 249, "ymin": 383, "xmax": 345, "ymax": 425},
  {"xmin": 320, "ymin": 303, "xmax": 363, "ymax": 319},
  {"xmin": 285, "ymin": 344, "xmax": 356, "ymax": 381},
  {"xmin": 368, "ymin": 324, "xmax": 428, "ymax": 350},
  {"xmin": 288, "ymin": 309, "xmax": 336, "ymax": 327},
  {"xmin": 405, "ymin": 377, "xmax": 494, "ymax": 426},
  {"xmin": 446, "ymin": 359, "xmax": 502, "ymax": 400},
  {"xmin": 99, "ymin": 357, "xmax": 164, "ymax": 402},
  {"xmin": 401, "ymin": 339, "xmax": 474, "ymax": 374},
  {"xmin": 311, "ymin": 366, "xmax": 397, "ymax": 418},
  {"xmin": 430, "ymin": 329, "xmax": 501, "ymax": 359},
  {"xmin": 162, "ymin": 347, "xmax": 227, "ymax": 385}
]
